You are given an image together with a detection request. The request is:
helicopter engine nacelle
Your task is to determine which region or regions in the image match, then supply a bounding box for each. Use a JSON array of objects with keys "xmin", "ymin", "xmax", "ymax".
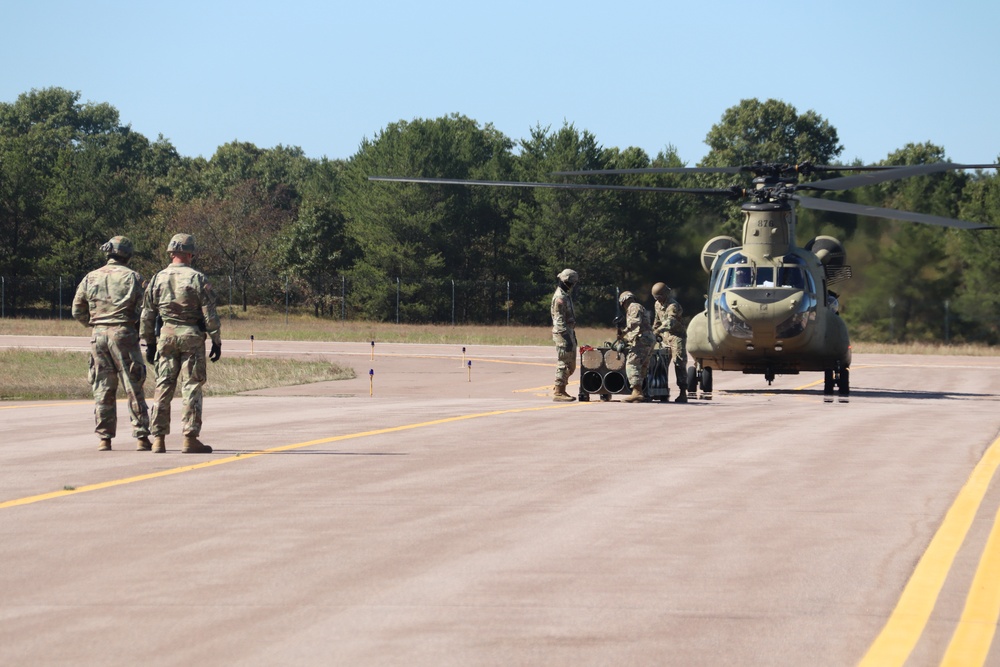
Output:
[
  {"xmin": 806, "ymin": 235, "xmax": 846, "ymax": 267},
  {"xmin": 700, "ymin": 235, "xmax": 739, "ymax": 274}
]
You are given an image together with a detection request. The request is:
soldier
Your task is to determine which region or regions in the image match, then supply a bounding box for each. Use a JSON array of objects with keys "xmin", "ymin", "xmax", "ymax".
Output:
[
  {"xmin": 551, "ymin": 268, "xmax": 579, "ymax": 402},
  {"xmin": 651, "ymin": 282, "xmax": 689, "ymax": 403},
  {"xmin": 140, "ymin": 234, "xmax": 222, "ymax": 454},
  {"xmin": 72, "ymin": 236, "xmax": 152, "ymax": 452},
  {"xmin": 618, "ymin": 290, "xmax": 656, "ymax": 403}
]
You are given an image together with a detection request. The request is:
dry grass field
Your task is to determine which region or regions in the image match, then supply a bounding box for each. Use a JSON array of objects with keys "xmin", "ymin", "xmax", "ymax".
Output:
[
  {"xmin": 0, "ymin": 349, "xmax": 353, "ymax": 401},
  {"xmin": 2, "ymin": 309, "xmax": 995, "ymax": 353},
  {"xmin": 1, "ymin": 311, "xmax": 995, "ymax": 401}
]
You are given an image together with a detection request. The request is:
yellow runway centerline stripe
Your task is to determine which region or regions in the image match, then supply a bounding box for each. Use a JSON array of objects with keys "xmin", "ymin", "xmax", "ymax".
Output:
[
  {"xmin": 0, "ymin": 401, "xmax": 91, "ymax": 410},
  {"xmin": 859, "ymin": 434, "xmax": 1000, "ymax": 667},
  {"xmin": 0, "ymin": 402, "xmax": 582, "ymax": 510},
  {"xmin": 940, "ymin": 503, "xmax": 1000, "ymax": 666}
]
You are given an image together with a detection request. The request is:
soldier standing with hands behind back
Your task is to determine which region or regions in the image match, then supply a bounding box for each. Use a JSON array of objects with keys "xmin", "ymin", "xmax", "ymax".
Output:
[
  {"xmin": 72, "ymin": 236, "xmax": 152, "ymax": 452},
  {"xmin": 140, "ymin": 234, "xmax": 222, "ymax": 454}
]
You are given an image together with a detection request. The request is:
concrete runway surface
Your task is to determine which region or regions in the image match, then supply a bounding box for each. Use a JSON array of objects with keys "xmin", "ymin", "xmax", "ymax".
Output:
[{"xmin": 2, "ymin": 335, "xmax": 1000, "ymax": 666}]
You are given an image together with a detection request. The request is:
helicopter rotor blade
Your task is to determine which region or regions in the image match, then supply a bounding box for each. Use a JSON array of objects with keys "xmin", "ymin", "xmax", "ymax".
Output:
[
  {"xmin": 796, "ymin": 162, "xmax": 999, "ymax": 192},
  {"xmin": 368, "ymin": 175, "xmax": 733, "ymax": 196},
  {"xmin": 556, "ymin": 162, "xmax": 999, "ymax": 185},
  {"xmin": 793, "ymin": 194, "xmax": 993, "ymax": 230},
  {"xmin": 552, "ymin": 167, "xmax": 746, "ymax": 176}
]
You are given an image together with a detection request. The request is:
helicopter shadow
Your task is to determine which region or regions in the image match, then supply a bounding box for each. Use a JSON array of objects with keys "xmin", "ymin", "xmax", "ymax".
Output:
[{"xmin": 714, "ymin": 388, "xmax": 999, "ymax": 402}]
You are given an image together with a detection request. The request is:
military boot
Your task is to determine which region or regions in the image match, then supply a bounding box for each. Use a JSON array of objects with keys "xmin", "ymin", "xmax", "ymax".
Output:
[
  {"xmin": 152, "ymin": 435, "xmax": 166, "ymax": 454},
  {"xmin": 136, "ymin": 436, "xmax": 153, "ymax": 451},
  {"xmin": 182, "ymin": 436, "xmax": 213, "ymax": 454},
  {"xmin": 98, "ymin": 438, "xmax": 112, "ymax": 451},
  {"xmin": 674, "ymin": 387, "xmax": 688, "ymax": 404},
  {"xmin": 622, "ymin": 388, "xmax": 646, "ymax": 403},
  {"xmin": 552, "ymin": 383, "xmax": 576, "ymax": 402}
]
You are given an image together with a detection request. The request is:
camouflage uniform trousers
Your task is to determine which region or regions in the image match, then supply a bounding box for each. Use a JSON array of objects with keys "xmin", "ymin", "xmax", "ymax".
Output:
[
  {"xmin": 88, "ymin": 325, "xmax": 150, "ymax": 439},
  {"xmin": 625, "ymin": 337, "xmax": 655, "ymax": 392},
  {"xmin": 665, "ymin": 333, "xmax": 688, "ymax": 387},
  {"xmin": 553, "ymin": 331, "xmax": 577, "ymax": 384},
  {"xmin": 150, "ymin": 332, "xmax": 208, "ymax": 437}
]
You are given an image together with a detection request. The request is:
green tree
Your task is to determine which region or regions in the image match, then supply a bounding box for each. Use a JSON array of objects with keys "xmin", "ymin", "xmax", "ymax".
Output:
[
  {"xmin": 699, "ymin": 98, "xmax": 844, "ymax": 235},
  {"xmin": 702, "ymin": 98, "xmax": 843, "ymax": 168},
  {"xmin": 342, "ymin": 114, "xmax": 516, "ymax": 322},
  {"xmin": 840, "ymin": 143, "xmax": 970, "ymax": 341},
  {"xmin": 171, "ymin": 179, "xmax": 294, "ymax": 311},
  {"xmin": 0, "ymin": 88, "xmax": 171, "ymax": 313},
  {"xmin": 953, "ymin": 168, "xmax": 1000, "ymax": 342},
  {"xmin": 506, "ymin": 123, "xmax": 633, "ymax": 323},
  {"xmin": 281, "ymin": 158, "xmax": 354, "ymax": 316}
]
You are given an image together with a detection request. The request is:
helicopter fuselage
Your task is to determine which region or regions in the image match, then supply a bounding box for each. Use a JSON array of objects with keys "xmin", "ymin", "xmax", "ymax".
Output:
[{"xmin": 686, "ymin": 198, "xmax": 852, "ymax": 382}]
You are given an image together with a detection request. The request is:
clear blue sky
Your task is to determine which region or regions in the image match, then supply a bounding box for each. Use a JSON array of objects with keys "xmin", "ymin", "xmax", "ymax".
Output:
[{"xmin": 4, "ymin": 0, "xmax": 998, "ymax": 166}]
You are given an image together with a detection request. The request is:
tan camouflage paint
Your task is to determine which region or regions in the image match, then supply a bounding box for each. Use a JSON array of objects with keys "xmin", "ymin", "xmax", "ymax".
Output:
[
  {"xmin": 550, "ymin": 284, "xmax": 577, "ymax": 384},
  {"xmin": 622, "ymin": 301, "xmax": 655, "ymax": 389},
  {"xmin": 72, "ymin": 259, "xmax": 150, "ymax": 439},
  {"xmin": 653, "ymin": 297, "xmax": 689, "ymax": 387},
  {"xmin": 141, "ymin": 263, "xmax": 221, "ymax": 437}
]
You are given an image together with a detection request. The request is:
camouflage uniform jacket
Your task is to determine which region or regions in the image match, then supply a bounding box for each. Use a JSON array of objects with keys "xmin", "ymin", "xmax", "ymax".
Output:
[
  {"xmin": 140, "ymin": 263, "xmax": 221, "ymax": 346},
  {"xmin": 622, "ymin": 302, "xmax": 656, "ymax": 346},
  {"xmin": 652, "ymin": 298, "xmax": 685, "ymax": 339},
  {"xmin": 72, "ymin": 259, "xmax": 144, "ymax": 328},
  {"xmin": 551, "ymin": 285, "xmax": 576, "ymax": 337}
]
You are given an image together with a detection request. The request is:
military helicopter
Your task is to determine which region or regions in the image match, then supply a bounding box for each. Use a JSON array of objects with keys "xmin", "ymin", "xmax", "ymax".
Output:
[{"xmin": 370, "ymin": 160, "xmax": 995, "ymax": 397}]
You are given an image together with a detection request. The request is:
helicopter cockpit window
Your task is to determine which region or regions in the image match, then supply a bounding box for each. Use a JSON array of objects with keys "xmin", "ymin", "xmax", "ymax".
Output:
[
  {"xmin": 756, "ymin": 267, "xmax": 774, "ymax": 287},
  {"xmin": 777, "ymin": 267, "xmax": 805, "ymax": 289},
  {"xmin": 724, "ymin": 266, "xmax": 753, "ymax": 288},
  {"xmin": 723, "ymin": 253, "xmax": 746, "ymax": 266}
]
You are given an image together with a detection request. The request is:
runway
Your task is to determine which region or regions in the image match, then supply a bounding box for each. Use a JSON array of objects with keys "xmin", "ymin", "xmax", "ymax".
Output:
[{"xmin": 1, "ymin": 335, "xmax": 999, "ymax": 666}]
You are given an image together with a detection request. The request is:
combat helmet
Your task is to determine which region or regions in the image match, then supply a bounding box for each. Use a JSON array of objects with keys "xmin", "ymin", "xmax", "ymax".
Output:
[
  {"xmin": 618, "ymin": 290, "xmax": 635, "ymax": 306},
  {"xmin": 651, "ymin": 282, "xmax": 671, "ymax": 299},
  {"xmin": 101, "ymin": 236, "xmax": 133, "ymax": 261},
  {"xmin": 557, "ymin": 268, "xmax": 579, "ymax": 286},
  {"xmin": 167, "ymin": 233, "xmax": 196, "ymax": 254}
]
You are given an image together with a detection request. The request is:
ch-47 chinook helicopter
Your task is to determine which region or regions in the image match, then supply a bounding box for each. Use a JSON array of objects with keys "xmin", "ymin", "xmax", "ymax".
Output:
[{"xmin": 370, "ymin": 160, "xmax": 996, "ymax": 397}]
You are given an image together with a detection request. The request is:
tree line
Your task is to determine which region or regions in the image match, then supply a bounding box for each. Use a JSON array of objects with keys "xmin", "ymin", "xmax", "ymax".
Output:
[{"xmin": 1, "ymin": 88, "xmax": 998, "ymax": 342}]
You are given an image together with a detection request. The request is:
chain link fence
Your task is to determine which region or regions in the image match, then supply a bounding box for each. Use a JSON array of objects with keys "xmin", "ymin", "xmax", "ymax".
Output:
[{"xmin": 0, "ymin": 274, "xmax": 626, "ymax": 327}]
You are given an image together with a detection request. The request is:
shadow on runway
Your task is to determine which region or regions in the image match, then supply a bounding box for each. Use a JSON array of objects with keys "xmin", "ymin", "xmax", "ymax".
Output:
[{"xmin": 719, "ymin": 387, "xmax": 999, "ymax": 401}]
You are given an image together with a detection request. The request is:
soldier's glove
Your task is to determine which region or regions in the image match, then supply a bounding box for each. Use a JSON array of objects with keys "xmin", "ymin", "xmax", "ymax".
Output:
[
  {"xmin": 656, "ymin": 334, "xmax": 663, "ymax": 343},
  {"xmin": 145, "ymin": 344, "xmax": 156, "ymax": 364},
  {"xmin": 209, "ymin": 340, "xmax": 222, "ymax": 363}
]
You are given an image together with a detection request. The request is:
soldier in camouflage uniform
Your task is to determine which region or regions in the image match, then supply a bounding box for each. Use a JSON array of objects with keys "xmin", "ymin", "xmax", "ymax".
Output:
[
  {"xmin": 618, "ymin": 290, "xmax": 656, "ymax": 403},
  {"xmin": 651, "ymin": 282, "xmax": 689, "ymax": 403},
  {"xmin": 140, "ymin": 234, "xmax": 222, "ymax": 454},
  {"xmin": 72, "ymin": 236, "xmax": 152, "ymax": 452},
  {"xmin": 551, "ymin": 268, "xmax": 579, "ymax": 402}
]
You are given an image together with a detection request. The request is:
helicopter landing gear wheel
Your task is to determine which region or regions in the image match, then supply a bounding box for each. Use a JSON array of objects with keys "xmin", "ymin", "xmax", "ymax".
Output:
[
  {"xmin": 838, "ymin": 367, "xmax": 850, "ymax": 396},
  {"xmin": 700, "ymin": 367, "xmax": 713, "ymax": 393},
  {"xmin": 686, "ymin": 366, "xmax": 698, "ymax": 393},
  {"xmin": 824, "ymin": 369, "xmax": 834, "ymax": 395}
]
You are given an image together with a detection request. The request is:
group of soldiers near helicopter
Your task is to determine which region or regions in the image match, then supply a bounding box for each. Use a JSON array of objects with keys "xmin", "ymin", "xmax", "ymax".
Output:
[
  {"xmin": 74, "ymin": 241, "xmax": 678, "ymax": 452},
  {"xmin": 550, "ymin": 268, "xmax": 688, "ymax": 404}
]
